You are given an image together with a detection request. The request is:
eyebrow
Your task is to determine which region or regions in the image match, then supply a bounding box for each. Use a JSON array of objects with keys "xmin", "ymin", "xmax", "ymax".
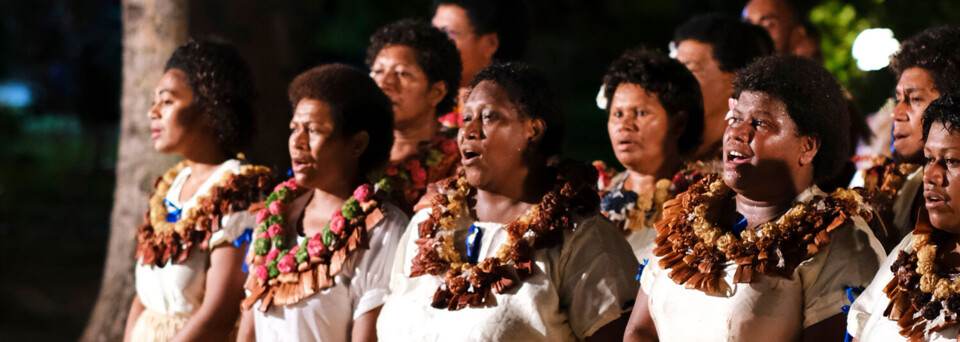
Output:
[{"xmin": 158, "ymin": 89, "xmax": 171, "ymax": 95}]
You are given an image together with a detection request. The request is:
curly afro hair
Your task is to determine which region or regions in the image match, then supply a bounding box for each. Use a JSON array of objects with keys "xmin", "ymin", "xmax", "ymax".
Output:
[
  {"xmin": 673, "ymin": 13, "xmax": 774, "ymax": 73},
  {"xmin": 602, "ymin": 48, "xmax": 704, "ymax": 155},
  {"xmin": 432, "ymin": 0, "xmax": 530, "ymax": 61},
  {"xmin": 164, "ymin": 38, "xmax": 255, "ymax": 155},
  {"xmin": 470, "ymin": 62, "xmax": 564, "ymax": 157},
  {"xmin": 288, "ymin": 64, "xmax": 394, "ymax": 176},
  {"xmin": 733, "ymin": 55, "xmax": 849, "ymax": 182},
  {"xmin": 366, "ymin": 19, "xmax": 461, "ymax": 116},
  {"xmin": 891, "ymin": 25, "xmax": 960, "ymax": 94},
  {"xmin": 923, "ymin": 92, "xmax": 960, "ymax": 141}
]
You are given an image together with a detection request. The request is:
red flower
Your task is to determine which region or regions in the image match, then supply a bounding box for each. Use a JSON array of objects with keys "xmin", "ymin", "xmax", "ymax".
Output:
[
  {"xmin": 441, "ymin": 139, "xmax": 458, "ymax": 154},
  {"xmin": 255, "ymin": 231, "xmax": 268, "ymax": 239},
  {"xmin": 256, "ymin": 265, "xmax": 268, "ymax": 280},
  {"xmin": 268, "ymin": 200, "xmax": 285, "ymax": 215},
  {"xmin": 277, "ymin": 254, "xmax": 296, "ymax": 273},
  {"xmin": 266, "ymin": 248, "xmax": 280, "ymax": 262},
  {"xmin": 438, "ymin": 112, "xmax": 463, "ymax": 127},
  {"xmin": 273, "ymin": 183, "xmax": 287, "ymax": 192},
  {"xmin": 411, "ymin": 167, "xmax": 428, "ymax": 186},
  {"xmin": 307, "ymin": 234, "xmax": 326, "ymax": 257},
  {"xmin": 386, "ymin": 167, "xmax": 399, "ymax": 176},
  {"xmin": 406, "ymin": 159, "xmax": 421, "ymax": 171},
  {"xmin": 267, "ymin": 224, "xmax": 283, "ymax": 238},
  {"xmin": 330, "ymin": 210, "xmax": 346, "ymax": 235},
  {"xmin": 255, "ymin": 209, "xmax": 269, "ymax": 225},
  {"xmin": 353, "ymin": 184, "xmax": 374, "ymax": 202},
  {"xmin": 284, "ymin": 179, "xmax": 300, "ymax": 191}
]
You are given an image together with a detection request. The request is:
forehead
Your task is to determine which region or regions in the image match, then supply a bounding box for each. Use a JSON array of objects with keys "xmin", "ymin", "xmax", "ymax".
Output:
[
  {"xmin": 744, "ymin": 0, "xmax": 790, "ymax": 20},
  {"xmin": 292, "ymin": 98, "xmax": 333, "ymax": 122},
  {"xmin": 432, "ymin": 4, "xmax": 472, "ymax": 31},
  {"xmin": 611, "ymin": 83, "xmax": 658, "ymax": 104},
  {"xmin": 735, "ymin": 91, "xmax": 788, "ymax": 118},
  {"xmin": 156, "ymin": 68, "xmax": 191, "ymax": 92},
  {"xmin": 897, "ymin": 67, "xmax": 937, "ymax": 91},
  {"xmin": 466, "ymin": 81, "xmax": 514, "ymax": 110},
  {"xmin": 375, "ymin": 44, "xmax": 419, "ymax": 66},
  {"xmin": 676, "ymin": 40, "xmax": 714, "ymax": 63},
  {"xmin": 926, "ymin": 121, "xmax": 960, "ymax": 147}
]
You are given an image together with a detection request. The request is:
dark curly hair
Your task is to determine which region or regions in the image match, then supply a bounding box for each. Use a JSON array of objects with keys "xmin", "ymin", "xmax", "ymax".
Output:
[
  {"xmin": 674, "ymin": 13, "xmax": 774, "ymax": 73},
  {"xmin": 432, "ymin": 0, "xmax": 529, "ymax": 61},
  {"xmin": 891, "ymin": 25, "xmax": 960, "ymax": 94},
  {"xmin": 164, "ymin": 38, "xmax": 256, "ymax": 155},
  {"xmin": 602, "ymin": 48, "xmax": 704, "ymax": 155},
  {"xmin": 288, "ymin": 64, "xmax": 394, "ymax": 176},
  {"xmin": 470, "ymin": 62, "xmax": 563, "ymax": 157},
  {"xmin": 366, "ymin": 19, "xmax": 461, "ymax": 116},
  {"xmin": 923, "ymin": 92, "xmax": 960, "ymax": 141},
  {"xmin": 733, "ymin": 55, "xmax": 849, "ymax": 182}
]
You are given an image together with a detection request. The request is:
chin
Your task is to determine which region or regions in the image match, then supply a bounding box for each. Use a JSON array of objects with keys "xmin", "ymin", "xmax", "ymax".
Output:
[
  {"xmin": 463, "ymin": 167, "xmax": 488, "ymax": 189},
  {"xmin": 930, "ymin": 214, "xmax": 960, "ymax": 235}
]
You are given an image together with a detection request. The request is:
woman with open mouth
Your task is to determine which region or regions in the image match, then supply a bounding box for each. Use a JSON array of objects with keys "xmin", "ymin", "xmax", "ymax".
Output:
[
  {"xmin": 237, "ymin": 64, "xmax": 410, "ymax": 342},
  {"xmin": 594, "ymin": 48, "xmax": 706, "ymax": 262},
  {"xmin": 124, "ymin": 40, "xmax": 274, "ymax": 342},
  {"xmin": 848, "ymin": 93, "xmax": 960, "ymax": 341},
  {"xmin": 366, "ymin": 19, "xmax": 464, "ymax": 213},
  {"xmin": 377, "ymin": 62, "xmax": 639, "ymax": 341},
  {"xmin": 624, "ymin": 56, "xmax": 885, "ymax": 342}
]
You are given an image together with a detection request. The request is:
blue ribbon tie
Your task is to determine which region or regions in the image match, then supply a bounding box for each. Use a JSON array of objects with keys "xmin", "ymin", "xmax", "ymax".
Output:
[
  {"xmin": 842, "ymin": 285, "xmax": 865, "ymax": 342},
  {"xmin": 163, "ymin": 198, "xmax": 182, "ymax": 223},
  {"xmin": 234, "ymin": 228, "xmax": 254, "ymax": 273},
  {"xmin": 636, "ymin": 258, "xmax": 649, "ymax": 281},
  {"xmin": 466, "ymin": 224, "xmax": 483, "ymax": 264}
]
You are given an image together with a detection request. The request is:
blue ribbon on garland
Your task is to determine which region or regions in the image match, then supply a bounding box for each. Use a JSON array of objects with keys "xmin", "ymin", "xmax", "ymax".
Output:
[
  {"xmin": 466, "ymin": 224, "xmax": 484, "ymax": 265},
  {"xmin": 842, "ymin": 285, "xmax": 865, "ymax": 342},
  {"xmin": 163, "ymin": 198, "xmax": 182, "ymax": 223},
  {"xmin": 636, "ymin": 258, "xmax": 649, "ymax": 281},
  {"xmin": 233, "ymin": 228, "xmax": 253, "ymax": 273}
]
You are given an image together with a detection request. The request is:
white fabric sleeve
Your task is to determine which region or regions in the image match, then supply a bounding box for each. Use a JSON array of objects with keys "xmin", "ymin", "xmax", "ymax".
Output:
[
  {"xmin": 557, "ymin": 215, "xmax": 641, "ymax": 339},
  {"xmin": 210, "ymin": 209, "xmax": 256, "ymax": 248},
  {"xmin": 799, "ymin": 216, "xmax": 885, "ymax": 328},
  {"xmin": 846, "ymin": 234, "xmax": 912, "ymax": 338},
  {"xmin": 350, "ymin": 204, "xmax": 410, "ymax": 319}
]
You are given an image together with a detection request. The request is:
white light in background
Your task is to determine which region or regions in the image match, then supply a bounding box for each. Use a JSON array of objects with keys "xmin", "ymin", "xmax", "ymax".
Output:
[{"xmin": 852, "ymin": 28, "xmax": 900, "ymax": 71}]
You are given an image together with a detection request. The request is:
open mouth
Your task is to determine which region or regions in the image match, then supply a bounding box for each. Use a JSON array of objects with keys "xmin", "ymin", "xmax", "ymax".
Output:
[
  {"xmin": 461, "ymin": 149, "xmax": 481, "ymax": 165},
  {"xmin": 925, "ymin": 190, "xmax": 949, "ymax": 209},
  {"xmin": 725, "ymin": 150, "xmax": 752, "ymax": 164},
  {"xmin": 291, "ymin": 156, "xmax": 314, "ymax": 172},
  {"xmin": 615, "ymin": 140, "xmax": 636, "ymax": 151}
]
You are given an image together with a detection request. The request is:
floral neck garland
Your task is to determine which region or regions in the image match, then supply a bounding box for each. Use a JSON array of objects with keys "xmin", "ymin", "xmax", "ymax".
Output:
[
  {"xmin": 370, "ymin": 134, "xmax": 460, "ymax": 212},
  {"xmin": 652, "ymin": 173, "xmax": 870, "ymax": 294},
  {"xmin": 410, "ymin": 161, "xmax": 599, "ymax": 310},
  {"xmin": 883, "ymin": 211, "xmax": 960, "ymax": 340},
  {"xmin": 855, "ymin": 155, "xmax": 921, "ymax": 238},
  {"xmin": 597, "ymin": 162, "xmax": 705, "ymax": 233},
  {"xmin": 136, "ymin": 160, "xmax": 273, "ymax": 267},
  {"xmin": 241, "ymin": 179, "xmax": 386, "ymax": 311}
]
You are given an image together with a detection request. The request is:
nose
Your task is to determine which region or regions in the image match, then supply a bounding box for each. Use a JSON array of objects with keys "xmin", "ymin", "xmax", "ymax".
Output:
[
  {"xmin": 459, "ymin": 116, "xmax": 482, "ymax": 141},
  {"xmin": 924, "ymin": 161, "xmax": 945, "ymax": 186},
  {"xmin": 147, "ymin": 101, "xmax": 160, "ymax": 119},
  {"xmin": 611, "ymin": 113, "xmax": 637, "ymax": 132},
  {"xmin": 289, "ymin": 126, "xmax": 308, "ymax": 151},
  {"xmin": 725, "ymin": 120, "xmax": 753, "ymax": 143},
  {"xmin": 375, "ymin": 71, "xmax": 399, "ymax": 90},
  {"xmin": 892, "ymin": 99, "xmax": 909, "ymax": 122}
]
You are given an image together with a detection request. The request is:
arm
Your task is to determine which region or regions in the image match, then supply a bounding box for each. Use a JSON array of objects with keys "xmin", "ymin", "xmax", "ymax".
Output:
[
  {"xmin": 170, "ymin": 243, "xmax": 248, "ymax": 342},
  {"xmin": 236, "ymin": 307, "xmax": 256, "ymax": 342},
  {"xmin": 123, "ymin": 295, "xmax": 146, "ymax": 342},
  {"xmin": 585, "ymin": 312, "xmax": 629, "ymax": 342},
  {"xmin": 800, "ymin": 313, "xmax": 846, "ymax": 342},
  {"xmin": 351, "ymin": 305, "xmax": 382, "ymax": 342},
  {"xmin": 623, "ymin": 288, "xmax": 658, "ymax": 342}
]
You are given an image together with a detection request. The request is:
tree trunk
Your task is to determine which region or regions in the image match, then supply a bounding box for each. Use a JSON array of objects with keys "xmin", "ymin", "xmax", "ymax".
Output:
[{"xmin": 80, "ymin": 1, "xmax": 187, "ymax": 341}]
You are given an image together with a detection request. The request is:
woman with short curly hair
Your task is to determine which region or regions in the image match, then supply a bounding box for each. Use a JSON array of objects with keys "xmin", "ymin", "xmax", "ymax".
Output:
[{"xmin": 123, "ymin": 39, "xmax": 274, "ymax": 342}]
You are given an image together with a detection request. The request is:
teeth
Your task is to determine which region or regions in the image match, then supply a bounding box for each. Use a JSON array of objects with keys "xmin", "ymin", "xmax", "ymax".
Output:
[{"xmin": 730, "ymin": 151, "xmax": 746, "ymax": 158}]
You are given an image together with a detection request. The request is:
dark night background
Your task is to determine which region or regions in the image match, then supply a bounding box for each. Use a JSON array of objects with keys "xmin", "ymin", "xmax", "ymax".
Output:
[{"xmin": 0, "ymin": 0, "xmax": 957, "ymax": 340}]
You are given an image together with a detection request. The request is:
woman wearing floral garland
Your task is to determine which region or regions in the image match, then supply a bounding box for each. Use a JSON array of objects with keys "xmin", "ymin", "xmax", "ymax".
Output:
[
  {"xmin": 850, "ymin": 25, "xmax": 960, "ymax": 252},
  {"xmin": 236, "ymin": 64, "xmax": 409, "ymax": 342},
  {"xmin": 377, "ymin": 62, "xmax": 639, "ymax": 341},
  {"xmin": 847, "ymin": 93, "xmax": 960, "ymax": 341},
  {"xmin": 594, "ymin": 48, "xmax": 705, "ymax": 262},
  {"xmin": 366, "ymin": 19, "xmax": 463, "ymax": 212},
  {"xmin": 624, "ymin": 56, "xmax": 885, "ymax": 341},
  {"xmin": 123, "ymin": 40, "xmax": 273, "ymax": 342}
]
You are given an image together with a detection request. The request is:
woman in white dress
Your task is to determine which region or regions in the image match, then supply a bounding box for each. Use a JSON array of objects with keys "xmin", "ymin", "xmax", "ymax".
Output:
[
  {"xmin": 377, "ymin": 62, "xmax": 640, "ymax": 341},
  {"xmin": 123, "ymin": 40, "xmax": 273, "ymax": 342},
  {"xmin": 847, "ymin": 93, "xmax": 960, "ymax": 341},
  {"xmin": 595, "ymin": 48, "xmax": 706, "ymax": 262},
  {"xmin": 624, "ymin": 56, "xmax": 885, "ymax": 341},
  {"xmin": 236, "ymin": 64, "xmax": 410, "ymax": 342}
]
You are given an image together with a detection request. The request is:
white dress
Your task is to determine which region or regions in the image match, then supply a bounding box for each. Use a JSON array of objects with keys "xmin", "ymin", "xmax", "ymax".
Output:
[
  {"xmin": 376, "ymin": 208, "xmax": 640, "ymax": 341},
  {"xmin": 847, "ymin": 234, "xmax": 960, "ymax": 341},
  {"xmin": 639, "ymin": 186, "xmax": 885, "ymax": 341},
  {"xmin": 133, "ymin": 159, "xmax": 255, "ymax": 340},
  {"xmin": 252, "ymin": 193, "xmax": 409, "ymax": 342}
]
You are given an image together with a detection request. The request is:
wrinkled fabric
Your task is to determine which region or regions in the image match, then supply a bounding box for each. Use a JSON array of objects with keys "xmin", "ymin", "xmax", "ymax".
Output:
[{"xmin": 377, "ymin": 209, "xmax": 639, "ymax": 341}]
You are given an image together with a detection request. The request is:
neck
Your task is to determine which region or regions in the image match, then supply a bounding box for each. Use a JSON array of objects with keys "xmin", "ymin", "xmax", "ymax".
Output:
[
  {"xmin": 473, "ymin": 162, "xmax": 551, "ymax": 223},
  {"xmin": 734, "ymin": 192, "xmax": 797, "ymax": 230},
  {"xmin": 183, "ymin": 148, "xmax": 230, "ymax": 177},
  {"xmin": 391, "ymin": 112, "xmax": 439, "ymax": 162}
]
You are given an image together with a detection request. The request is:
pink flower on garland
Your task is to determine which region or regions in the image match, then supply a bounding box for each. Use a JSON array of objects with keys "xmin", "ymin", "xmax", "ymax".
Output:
[
  {"xmin": 438, "ymin": 112, "xmax": 463, "ymax": 127},
  {"xmin": 307, "ymin": 234, "xmax": 326, "ymax": 257},
  {"xmin": 406, "ymin": 159, "xmax": 421, "ymax": 171},
  {"xmin": 330, "ymin": 211, "xmax": 345, "ymax": 235},
  {"xmin": 256, "ymin": 231, "xmax": 269, "ymax": 239},
  {"xmin": 273, "ymin": 183, "xmax": 287, "ymax": 192},
  {"xmin": 266, "ymin": 248, "xmax": 280, "ymax": 262},
  {"xmin": 277, "ymin": 254, "xmax": 296, "ymax": 273},
  {"xmin": 255, "ymin": 209, "xmax": 269, "ymax": 225},
  {"xmin": 290, "ymin": 246, "xmax": 300, "ymax": 254},
  {"xmin": 411, "ymin": 167, "xmax": 427, "ymax": 186},
  {"xmin": 284, "ymin": 179, "xmax": 300, "ymax": 191},
  {"xmin": 353, "ymin": 184, "xmax": 373, "ymax": 202},
  {"xmin": 441, "ymin": 139, "xmax": 458, "ymax": 154},
  {"xmin": 267, "ymin": 224, "xmax": 283, "ymax": 238},
  {"xmin": 386, "ymin": 167, "xmax": 399, "ymax": 176},
  {"xmin": 268, "ymin": 200, "xmax": 285, "ymax": 215},
  {"xmin": 256, "ymin": 265, "xmax": 268, "ymax": 280}
]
